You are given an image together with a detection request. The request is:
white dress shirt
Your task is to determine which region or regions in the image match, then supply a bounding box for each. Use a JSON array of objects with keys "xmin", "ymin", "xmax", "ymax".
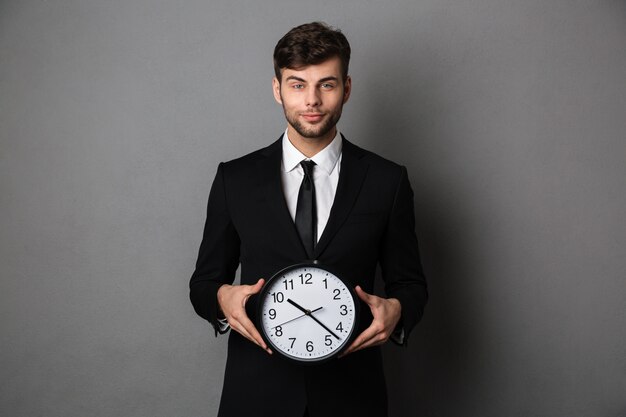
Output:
[{"xmin": 281, "ymin": 128, "xmax": 342, "ymax": 242}]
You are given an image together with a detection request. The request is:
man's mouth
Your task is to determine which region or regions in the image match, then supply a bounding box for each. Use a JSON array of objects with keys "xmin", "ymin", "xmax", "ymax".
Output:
[{"xmin": 301, "ymin": 113, "xmax": 324, "ymax": 123}]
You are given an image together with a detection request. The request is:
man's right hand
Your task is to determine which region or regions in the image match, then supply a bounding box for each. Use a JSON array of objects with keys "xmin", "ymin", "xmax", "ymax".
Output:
[{"xmin": 217, "ymin": 279, "xmax": 272, "ymax": 354}]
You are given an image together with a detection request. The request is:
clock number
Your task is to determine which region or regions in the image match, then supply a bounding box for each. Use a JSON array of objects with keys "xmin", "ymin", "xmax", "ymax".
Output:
[
  {"xmin": 282, "ymin": 279, "xmax": 293, "ymax": 290},
  {"xmin": 336, "ymin": 322, "xmax": 344, "ymax": 332},
  {"xmin": 322, "ymin": 278, "xmax": 327, "ymax": 289},
  {"xmin": 306, "ymin": 341, "xmax": 314, "ymax": 352},
  {"xmin": 325, "ymin": 335, "xmax": 332, "ymax": 346},
  {"xmin": 299, "ymin": 273, "xmax": 312, "ymax": 285},
  {"xmin": 275, "ymin": 326, "xmax": 283, "ymax": 337},
  {"xmin": 340, "ymin": 305, "xmax": 348, "ymax": 315},
  {"xmin": 268, "ymin": 309, "xmax": 276, "ymax": 320},
  {"xmin": 289, "ymin": 337, "xmax": 296, "ymax": 349},
  {"xmin": 333, "ymin": 289, "xmax": 341, "ymax": 300},
  {"xmin": 271, "ymin": 292, "xmax": 284, "ymax": 303}
]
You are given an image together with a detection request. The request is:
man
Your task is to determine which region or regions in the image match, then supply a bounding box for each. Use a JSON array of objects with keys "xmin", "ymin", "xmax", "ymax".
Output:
[{"xmin": 190, "ymin": 22, "xmax": 427, "ymax": 417}]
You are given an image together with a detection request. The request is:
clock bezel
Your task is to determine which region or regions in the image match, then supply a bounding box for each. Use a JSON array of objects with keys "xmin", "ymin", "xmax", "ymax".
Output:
[{"xmin": 256, "ymin": 262, "xmax": 361, "ymax": 364}]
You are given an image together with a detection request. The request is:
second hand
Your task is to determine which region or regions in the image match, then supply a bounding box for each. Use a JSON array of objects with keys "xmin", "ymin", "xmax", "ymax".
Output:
[{"xmin": 272, "ymin": 307, "xmax": 323, "ymax": 329}]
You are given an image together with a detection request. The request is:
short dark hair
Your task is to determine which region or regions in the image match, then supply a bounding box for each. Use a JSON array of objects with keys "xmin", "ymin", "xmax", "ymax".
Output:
[{"xmin": 273, "ymin": 22, "xmax": 351, "ymax": 82}]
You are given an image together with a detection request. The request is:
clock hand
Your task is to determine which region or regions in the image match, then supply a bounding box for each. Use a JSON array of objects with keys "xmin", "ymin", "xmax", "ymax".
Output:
[
  {"xmin": 287, "ymin": 298, "xmax": 341, "ymax": 340},
  {"xmin": 272, "ymin": 307, "xmax": 323, "ymax": 329}
]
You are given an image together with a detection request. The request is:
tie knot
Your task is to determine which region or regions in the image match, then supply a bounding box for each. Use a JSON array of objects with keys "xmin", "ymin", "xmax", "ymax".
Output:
[{"xmin": 300, "ymin": 160, "xmax": 316, "ymax": 177}]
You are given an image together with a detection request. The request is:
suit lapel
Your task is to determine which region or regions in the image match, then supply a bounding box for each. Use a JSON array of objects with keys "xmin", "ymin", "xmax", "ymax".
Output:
[
  {"xmin": 314, "ymin": 137, "xmax": 369, "ymax": 258},
  {"xmin": 256, "ymin": 136, "xmax": 310, "ymax": 260}
]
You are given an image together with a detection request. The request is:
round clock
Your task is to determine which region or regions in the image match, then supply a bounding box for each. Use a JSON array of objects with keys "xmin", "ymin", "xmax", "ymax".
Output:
[{"xmin": 257, "ymin": 263, "xmax": 360, "ymax": 363}]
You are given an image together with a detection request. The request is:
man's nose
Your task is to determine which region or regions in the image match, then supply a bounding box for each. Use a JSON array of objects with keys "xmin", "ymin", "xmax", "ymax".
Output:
[{"xmin": 305, "ymin": 87, "xmax": 321, "ymax": 107}]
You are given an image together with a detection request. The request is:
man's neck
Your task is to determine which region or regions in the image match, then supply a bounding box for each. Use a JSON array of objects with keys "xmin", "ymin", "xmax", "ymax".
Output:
[{"xmin": 286, "ymin": 126, "xmax": 336, "ymax": 158}]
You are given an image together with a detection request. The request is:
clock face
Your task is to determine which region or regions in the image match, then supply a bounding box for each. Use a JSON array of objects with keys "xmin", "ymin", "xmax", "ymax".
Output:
[{"xmin": 258, "ymin": 264, "xmax": 359, "ymax": 363}]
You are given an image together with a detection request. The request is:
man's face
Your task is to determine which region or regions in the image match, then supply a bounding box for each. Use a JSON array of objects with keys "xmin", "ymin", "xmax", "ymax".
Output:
[{"xmin": 273, "ymin": 56, "xmax": 351, "ymax": 143}]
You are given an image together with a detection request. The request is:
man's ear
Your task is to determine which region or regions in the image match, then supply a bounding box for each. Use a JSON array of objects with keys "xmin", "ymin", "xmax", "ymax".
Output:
[
  {"xmin": 272, "ymin": 77, "xmax": 282, "ymax": 104},
  {"xmin": 343, "ymin": 75, "xmax": 352, "ymax": 104}
]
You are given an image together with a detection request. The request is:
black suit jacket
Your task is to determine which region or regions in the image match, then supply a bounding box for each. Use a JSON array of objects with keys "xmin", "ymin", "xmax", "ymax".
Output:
[{"xmin": 190, "ymin": 135, "xmax": 427, "ymax": 417}]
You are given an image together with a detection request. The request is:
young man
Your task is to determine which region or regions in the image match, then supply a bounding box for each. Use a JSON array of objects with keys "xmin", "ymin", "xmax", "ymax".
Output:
[{"xmin": 190, "ymin": 22, "xmax": 427, "ymax": 417}]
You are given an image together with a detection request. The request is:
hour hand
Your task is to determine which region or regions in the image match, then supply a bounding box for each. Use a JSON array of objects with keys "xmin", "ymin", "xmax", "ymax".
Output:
[{"xmin": 287, "ymin": 298, "xmax": 310, "ymax": 314}]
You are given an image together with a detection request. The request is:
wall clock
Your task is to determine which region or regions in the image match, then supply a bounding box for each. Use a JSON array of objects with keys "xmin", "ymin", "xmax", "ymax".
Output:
[{"xmin": 257, "ymin": 263, "xmax": 359, "ymax": 363}]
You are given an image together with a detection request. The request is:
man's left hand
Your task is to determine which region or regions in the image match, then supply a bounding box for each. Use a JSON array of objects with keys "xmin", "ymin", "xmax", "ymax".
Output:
[{"xmin": 340, "ymin": 286, "xmax": 402, "ymax": 356}]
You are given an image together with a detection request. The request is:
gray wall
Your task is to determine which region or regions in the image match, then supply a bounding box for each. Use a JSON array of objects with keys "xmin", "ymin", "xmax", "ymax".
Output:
[{"xmin": 1, "ymin": 1, "xmax": 625, "ymax": 416}]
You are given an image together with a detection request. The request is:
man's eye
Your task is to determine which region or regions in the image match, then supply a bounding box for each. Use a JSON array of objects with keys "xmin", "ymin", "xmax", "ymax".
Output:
[
  {"xmin": 321, "ymin": 83, "xmax": 335, "ymax": 89},
  {"xmin": 293, "ymin": 84, "xmax": 304, "ymax": 89}
]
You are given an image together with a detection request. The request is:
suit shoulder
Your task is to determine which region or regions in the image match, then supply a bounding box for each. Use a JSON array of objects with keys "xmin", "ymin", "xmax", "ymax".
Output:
[
  {"xmin": 222, "ymin": 142, "xmax": 274, "ymax": 166},
  {"xmin": 346, "ymin": 140, "xmax": 406, "ymax": 177},
  {"xmin": 218, "ymin": 138, "xmax": 281, "ymax": 175}
]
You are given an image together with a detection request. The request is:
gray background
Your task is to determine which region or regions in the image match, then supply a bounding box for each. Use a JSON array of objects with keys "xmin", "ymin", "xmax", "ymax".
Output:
[{"xmin": 1, "ymin": 0, "xmax": 625, "ymax": 416}]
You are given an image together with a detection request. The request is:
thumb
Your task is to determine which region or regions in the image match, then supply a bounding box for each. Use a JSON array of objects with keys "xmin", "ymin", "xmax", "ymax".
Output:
[
  {"xmin": 355, "ymin": 285, "xmax": 374, "ymax": 304},
  {"xmin": 249, "ymin": 278, "xmax": 265, "ymax": 294},
  {"xmin": 243, "ymin": 279, "xmax": 265, "ymax": 306}
]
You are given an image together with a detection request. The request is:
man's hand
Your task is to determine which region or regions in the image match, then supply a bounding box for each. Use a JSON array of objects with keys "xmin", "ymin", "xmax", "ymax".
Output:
[
  {"xmin": 217, "ymin": 279, "xmax": 272, "ymax": 354},
  {"xmin": 340, "ymin": 286, "xmax": 402, "ymax": 357}
]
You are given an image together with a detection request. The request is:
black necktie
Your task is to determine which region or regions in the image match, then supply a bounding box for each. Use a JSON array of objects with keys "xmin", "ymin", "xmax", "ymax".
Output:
[{"xmin": 295, "ymin": 160, "xmax": 316, "ymax": 259}]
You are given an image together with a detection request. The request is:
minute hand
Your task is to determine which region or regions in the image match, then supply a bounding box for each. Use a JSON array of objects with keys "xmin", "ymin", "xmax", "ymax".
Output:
[{"xmin": 287, "ymin": 298, "xmax": 340, "ymax": 340}]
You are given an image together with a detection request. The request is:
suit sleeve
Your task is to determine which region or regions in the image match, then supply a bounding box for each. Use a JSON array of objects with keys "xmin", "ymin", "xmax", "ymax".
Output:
[
  {"xmin": 380, "ymin": 166, "xmax": 428, "ymax": 345},
  {"xmin": 189, "ymin": 162, "xmax": 241, "ymax": 336}
]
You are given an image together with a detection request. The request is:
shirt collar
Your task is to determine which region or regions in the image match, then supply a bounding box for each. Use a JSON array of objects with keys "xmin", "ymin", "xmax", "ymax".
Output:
[{"xmin": 281, "ymin": 129, "xmax": 342, "ymax": 175}]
